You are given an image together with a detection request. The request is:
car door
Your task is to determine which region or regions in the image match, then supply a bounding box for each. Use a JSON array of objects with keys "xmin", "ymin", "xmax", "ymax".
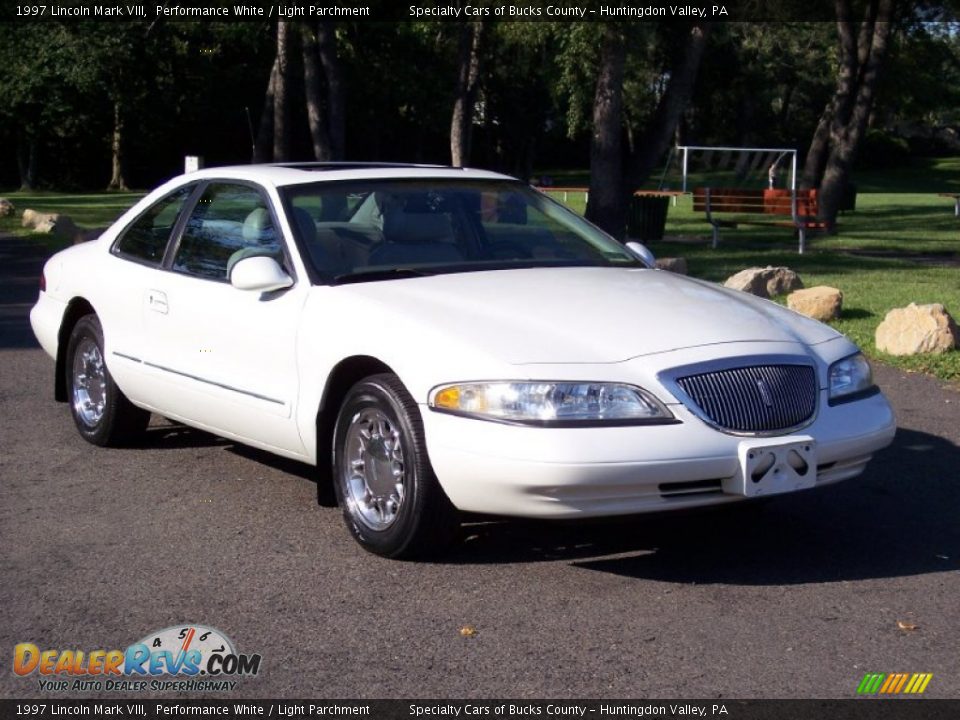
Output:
[
  {"xmin": 140, "ymin": 181, "xmax": 307, "ymax": 457},
  {"xmin": 102, "ymin": 183, "xmax": 197, "ymax": 399}
]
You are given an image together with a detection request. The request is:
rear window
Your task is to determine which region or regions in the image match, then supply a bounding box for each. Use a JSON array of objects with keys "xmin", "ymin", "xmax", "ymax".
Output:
[{"xmin": 113, "ymin": 186, "xmax": 194, "ymax": 265}]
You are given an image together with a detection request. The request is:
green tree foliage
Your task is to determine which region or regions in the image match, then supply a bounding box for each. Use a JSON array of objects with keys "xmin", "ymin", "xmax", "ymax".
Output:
[
  {"xmin": 690, "ymin": 23, "xmax": 836, "ymax": 148},
  {"xmin": 0, "ymin": 17, "xmax": 957, "ymax": 192}
]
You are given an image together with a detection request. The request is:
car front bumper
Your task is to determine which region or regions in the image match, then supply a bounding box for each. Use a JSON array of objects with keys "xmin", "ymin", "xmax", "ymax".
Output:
[{"xmin": 421, "ymin": 390, "xmax": 896, "ymax": 518}]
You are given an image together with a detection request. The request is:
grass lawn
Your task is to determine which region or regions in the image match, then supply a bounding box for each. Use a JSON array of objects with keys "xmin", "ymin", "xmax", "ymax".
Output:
[
  {"xmin": 0, "ymin": 190, "xmax": 144, "ymax": 250},
  {"xmin": 3, "ymin": 161, "xmax": 959, "ymax": 382}
]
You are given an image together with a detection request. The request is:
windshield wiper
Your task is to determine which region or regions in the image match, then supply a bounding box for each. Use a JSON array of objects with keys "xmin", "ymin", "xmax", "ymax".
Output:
[{"xmin": 331, "ymin": 267, "xmax": 435, "ymax": 284}]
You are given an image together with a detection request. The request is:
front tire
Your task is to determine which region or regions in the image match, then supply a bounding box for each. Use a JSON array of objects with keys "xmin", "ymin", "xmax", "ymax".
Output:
[
  {"xmin": 65, "ymin": 314, "xmax": 150, "ymax": 446},
  {"xmin": 332, "ymin": 373, "xmax": 459, "ymax": 558}
]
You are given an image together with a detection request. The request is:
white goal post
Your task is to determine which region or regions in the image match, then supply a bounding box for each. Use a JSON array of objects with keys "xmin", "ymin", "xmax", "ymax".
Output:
[{"xmin": 662, "ymin": 145, "xmax": 798, "ymax": 194}]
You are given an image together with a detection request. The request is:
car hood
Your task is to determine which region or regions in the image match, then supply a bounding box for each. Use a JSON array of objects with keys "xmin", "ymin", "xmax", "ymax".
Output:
[{"xmin": 332, "ymin": 267, "xmax": 841, "ymax": 364}]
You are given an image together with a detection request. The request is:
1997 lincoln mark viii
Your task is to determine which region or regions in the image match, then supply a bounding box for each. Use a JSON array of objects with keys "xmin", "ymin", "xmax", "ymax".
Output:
[{"xmin": 30, "ymin": 163, "xmax": 896, "ymax": 557}]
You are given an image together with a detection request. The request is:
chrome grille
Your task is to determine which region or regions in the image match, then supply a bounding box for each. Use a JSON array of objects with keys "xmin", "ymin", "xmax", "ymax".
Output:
[{"xmin": 676, "ymin": 365, "xmax": 817, "ymax": 433}]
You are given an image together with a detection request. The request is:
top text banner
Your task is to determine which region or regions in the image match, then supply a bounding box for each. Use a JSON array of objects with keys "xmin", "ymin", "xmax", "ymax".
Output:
[{"xmin": 1, "ymin": 0, "xmax": 843, "ymax": 23}]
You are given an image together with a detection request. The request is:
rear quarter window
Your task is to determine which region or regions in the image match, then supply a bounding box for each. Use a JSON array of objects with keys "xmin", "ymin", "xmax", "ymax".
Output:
[{"xmin": 113, "ymin": 185, "xmax": 194, "ymax": 265}]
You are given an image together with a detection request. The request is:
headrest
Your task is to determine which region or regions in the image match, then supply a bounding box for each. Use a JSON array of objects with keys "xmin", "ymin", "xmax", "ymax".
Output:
[
  {"xmin": 243, "ymin": 207, "xmax": 275, "ymax": 244},
  {"xmin": 292, "ymin": 207, "xmax": 317, "ymax": 244}
]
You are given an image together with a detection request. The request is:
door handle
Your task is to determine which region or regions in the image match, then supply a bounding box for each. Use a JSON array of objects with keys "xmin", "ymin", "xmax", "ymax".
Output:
[{"xmin": 146, "ymin": 290, "xmax": 169, "ymax": 314}]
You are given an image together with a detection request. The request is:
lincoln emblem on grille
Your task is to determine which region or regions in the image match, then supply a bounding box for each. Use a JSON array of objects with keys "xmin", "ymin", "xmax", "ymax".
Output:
[
  {"xmin": 675, "ymin": 364, "xmax": 816, "ymax": 433},
  {"xmin": 756, "ymin": 379, "xmax": 774, "ymax": 407}
]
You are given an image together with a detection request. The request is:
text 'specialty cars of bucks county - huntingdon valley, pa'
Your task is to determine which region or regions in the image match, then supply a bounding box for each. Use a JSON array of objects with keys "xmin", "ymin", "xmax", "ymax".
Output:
[{"xmin": 30, "ymin": 163, "xmax": 896, "ymax": 558}]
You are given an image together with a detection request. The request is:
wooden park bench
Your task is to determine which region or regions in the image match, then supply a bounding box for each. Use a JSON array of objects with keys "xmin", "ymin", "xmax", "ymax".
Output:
[{"xmin": 693, "ymin": 187, "xmax": 825, "ymax": 254}]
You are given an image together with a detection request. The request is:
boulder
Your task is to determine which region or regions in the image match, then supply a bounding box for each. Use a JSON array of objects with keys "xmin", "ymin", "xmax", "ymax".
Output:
[
  {"xmin": 22, "ymin": 210, "xmax": 79, "ymax": 240},
  {"xmin": 0, "ymin": 198, "xmax": 14, "ymax": 217},
  {"xmin": 22, "ymin": 209, "xmax": 58, "ymax": 233},
  {"xmin": 787, "ymin": 286, "xmax": 843, "ymax": 322},
  {"xmin": 765, "ymin": 267, "xmax": 805, "ymax": 296},
  {"xmin": 875, "ymin": 303, "xmax": 958, "ymax": 356},
  {"xmin": 53, "ymin": 215, "xmax": 81, "ymax": 242},
  {"xmin": 655, "ymin": 257, "xmax": 688, "ymax": 275},
  {"xmin": 723, "ymin": 266, "xmax": 804, "ymax": 298}
]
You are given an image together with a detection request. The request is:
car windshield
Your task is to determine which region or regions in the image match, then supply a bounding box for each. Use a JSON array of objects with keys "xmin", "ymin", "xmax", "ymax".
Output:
[{"xmin": 280, "ymin": 179, "xmax": 641, "ymax": 283}]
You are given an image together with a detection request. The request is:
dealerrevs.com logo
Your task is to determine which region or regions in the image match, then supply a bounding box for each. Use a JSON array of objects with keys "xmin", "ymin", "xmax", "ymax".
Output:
[{"xmin": 13, "ymin": 624, "xmax": 262, "ymax": 692}]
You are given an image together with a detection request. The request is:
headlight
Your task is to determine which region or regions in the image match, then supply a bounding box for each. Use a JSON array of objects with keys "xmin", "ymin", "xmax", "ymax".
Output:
[
  {"xmin": 429, "ymin": 381, "xmax": 676, "ymax": 426},
  {"xmin": 828, "ymin": 353, "xmax": 876, "ymax": 404}
]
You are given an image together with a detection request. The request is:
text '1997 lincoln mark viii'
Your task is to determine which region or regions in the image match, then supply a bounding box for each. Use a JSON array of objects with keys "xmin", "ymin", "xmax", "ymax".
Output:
[{"xmin": 30, "ymin": 164, "xmax": 896, "ymax": 557}]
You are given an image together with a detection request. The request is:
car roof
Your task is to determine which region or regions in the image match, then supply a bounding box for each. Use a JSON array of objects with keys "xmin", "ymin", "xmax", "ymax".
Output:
[{"xmin": 182, "ymin": 163, "xmax": 517, "ymax": 188}]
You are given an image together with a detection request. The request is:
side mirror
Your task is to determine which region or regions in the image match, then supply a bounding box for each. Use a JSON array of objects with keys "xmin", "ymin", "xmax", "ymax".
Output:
[
  {"xmin": 625, "ymin": 241, "xmax": 656, "ymax": 268},
  {"xmin": 230, "ymin": 255, "xmax": 293, "ymax": 292}
]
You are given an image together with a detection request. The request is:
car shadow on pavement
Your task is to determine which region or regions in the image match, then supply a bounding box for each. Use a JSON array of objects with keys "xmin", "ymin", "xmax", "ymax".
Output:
[
  {"xmin": 135, "ymin": 422, "xmax": 230, "ymax": 450},
  {"xmin": 226, "ymin": 442, "xmax": 337, "ymax": 504},
  {"xmin": 443, "ymin": 427, "xmax": 960, "ymax": 585},
  {"xmin": 228, "ymin": 443, "xmax": 320, "ymax": 483}
]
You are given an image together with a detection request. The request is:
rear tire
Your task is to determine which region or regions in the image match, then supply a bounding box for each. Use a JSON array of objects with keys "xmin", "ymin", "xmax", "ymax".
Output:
[
  {"xmin": 65, "ymin": 314, "xmax": 150, "ymax": 446},
  {"xmin": 332, "ymin": 373, "xmax": 459, "ymax": 558}
]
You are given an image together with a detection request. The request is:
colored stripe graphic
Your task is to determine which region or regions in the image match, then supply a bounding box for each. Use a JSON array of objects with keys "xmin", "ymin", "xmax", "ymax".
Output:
[{"xmin": 858, "ymin": 672, "xmax": 932, "ymax": 694}]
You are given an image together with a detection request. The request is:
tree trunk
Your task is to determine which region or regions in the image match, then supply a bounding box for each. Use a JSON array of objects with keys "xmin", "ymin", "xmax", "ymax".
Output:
[
  {"xmin": 802, "ymin": 105, "xmax": 834, "ymax": 189},
  {"xmin": 107, "ymin": 100, "xmax": 128, "ymax": 191},
  {"xmin": 584, "ymin": 25, "xmax": 626, "ymax": 239},
  {"xmin": 801, "ymin": 102, "xmax": 833, "ymax": 189},
  {"xmin": 273, "ymin": 21, "xmax": 292, "ymax": 163},
  {"xmin": 317, "ymin": 22, "xmax": 345, "ymax": 161},
  {"xmin": 818, "ymin": 0, "xmax": 894, "ymax": 228},
  {"xmin": 450, "ymin": 21, "xmax": 484, "ymax": 167},
  {"xmin": 254, "ymin": 59, "xmax": 278, "ymax": 163},
  {"xmin": 302, "ymin": 24, "xmax": 332, "ymax": 161},
  {"xmin": 17, "ymin": 134, "xmax": 37, "ymax": 191},
  {"xmin": 629, "ymin": 22, "xmax": 711, "ymax": 189}
]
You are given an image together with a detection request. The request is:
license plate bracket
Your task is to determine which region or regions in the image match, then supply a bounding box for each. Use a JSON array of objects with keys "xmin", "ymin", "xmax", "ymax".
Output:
[{"xmin": 724, "ymin": 436, "xmax": 817, "ymax": 497}]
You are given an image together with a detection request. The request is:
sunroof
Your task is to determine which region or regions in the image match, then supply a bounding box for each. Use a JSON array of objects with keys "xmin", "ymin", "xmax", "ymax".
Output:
[{"xmin": 273, "ymin": 162, "xmax": 451, "ymax": 171}]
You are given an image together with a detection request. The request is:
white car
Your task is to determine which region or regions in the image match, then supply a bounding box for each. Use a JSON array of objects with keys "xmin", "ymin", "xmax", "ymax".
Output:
[{"xmin": 31, "ymin": 164, "xmax": 896, "ymax": 558}]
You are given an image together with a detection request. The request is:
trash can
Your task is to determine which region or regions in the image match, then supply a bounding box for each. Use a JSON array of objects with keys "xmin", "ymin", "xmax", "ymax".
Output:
[{"xmin": 627, "ymin": 193, "xmax": 670, "ymax": 241}]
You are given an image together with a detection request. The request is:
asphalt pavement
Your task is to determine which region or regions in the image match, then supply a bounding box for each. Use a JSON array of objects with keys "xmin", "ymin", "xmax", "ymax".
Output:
[{"xmin": 1, "ymin": 235, "xmax": 958, "ymax": 699}]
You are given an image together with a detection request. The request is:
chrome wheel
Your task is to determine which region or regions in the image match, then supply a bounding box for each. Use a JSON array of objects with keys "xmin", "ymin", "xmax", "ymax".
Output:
[
  {"xmin": 71, "ymin": 337, "xmax": 107, "ymax": 427},
  {"xmin": 342, "ymin": 408, "xmax": 406, "ymax": 531},
  {"xmin": 333, "ymin": 374, "xmax": 460, "ymax": 558}
]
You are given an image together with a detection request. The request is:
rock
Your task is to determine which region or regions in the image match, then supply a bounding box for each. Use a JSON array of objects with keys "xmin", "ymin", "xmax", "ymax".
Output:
[
  {"xmin": 787, "ymin": 286, "xmax": 843, "ymax": 322},
  {"xmin": 655, "ymin": 257, "xmax": 687, "ymax": 275},
  {"xmin": 0, "ymin": 198, "xmax": 14, "ymax": 217},
  {"xmin": 22, "ymin": 209, "xmax": 57, "ymax": 233},
  {"xmin": 21, "ymin": 209, "xmax": 79, "ymax": 239},
  {"xmin": 765, "ymin": 267, "xmax": 804, "ymax": 296},
  {"xmin": 724, "ymin": 266, "xmax": 804, "ymax": 298},
  {"xmin": 724, "ymin": 267, "xmax": 770, "ymax": 297},
  {"xmin": 875, "ymin": 303, "xmax": 959, "ymax": 356},
  {"xmin": 51, "ymin": 215, "xmax": 80, "ymax": 242}
]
